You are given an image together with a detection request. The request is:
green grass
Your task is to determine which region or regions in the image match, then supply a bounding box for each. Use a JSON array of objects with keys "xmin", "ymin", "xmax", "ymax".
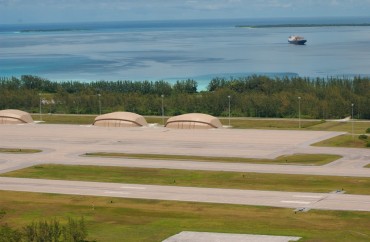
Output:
[
  {"xmin": 84, "ymin": 153, "xmax": 341, "ymax": 166},
  {"xmin": 31, "ymin": 114, "xmax": 96, "ymax": 124},
  {"xmin": 0, "ymin": 190, "xmax": 369, "ymax": 242},
  {"xmin": 144, "ymin": 116, "xmax": 168, "ymax": 124},
  {"xmin": 3, "ymin": 164, "xmax": 370, "ymax": 195},
  {"xmin": 307, "ymin": 121, "xmax": 370, "ymax": 134},
  {"xmin": 0, "ymin": 148, "xmax": 41, "ymax": 154},
  {"xmin": 220, "ymin": 118, "xmax": 324, "ymax": 129},
  {"xmin": 312, "ymin": 134, "xmax": 369, "ymax": 149}
]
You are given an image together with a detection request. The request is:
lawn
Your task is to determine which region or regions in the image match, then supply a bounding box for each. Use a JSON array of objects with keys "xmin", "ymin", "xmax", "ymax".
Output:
[
  {"xmin": 307, "ymin": 120, "xmax": 370, "ymax": 134},
  {"xmin": 312, "ymin": 134, "xmax": 369, "ymax": 149},
  {"xmin": 0, "ymin": 148, "xmax": 41, "ymax": 154},
  {"xmin": 3, "ymin": 164, "xmax": 370, "ymax": 195},
  {"xmin": 0, "ymin": 190, "xmax": 369, "ymax": 242},
  {"xmin": 84, "ymin": 153, "xmax": 341, "ymax": 166},
  {"xmin": 31, "ymin": 114, "xmax": 96, "ymax": 124},
  {"xmin": 220, "ymin": 118, "xmax": 324, "ymax": 129}
]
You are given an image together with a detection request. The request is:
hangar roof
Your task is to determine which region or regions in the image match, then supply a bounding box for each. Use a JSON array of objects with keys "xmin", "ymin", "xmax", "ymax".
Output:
[
  {"xmin": 0, "ymin": 109, "xmax": 33, "ymax": 124},
  {"xmin": 93, "ymin": 112, "xmax": 148, "ymax": 127},
  {"xmin": 166, "ymin": 113, "xmax": 222, "ymax": 129}
]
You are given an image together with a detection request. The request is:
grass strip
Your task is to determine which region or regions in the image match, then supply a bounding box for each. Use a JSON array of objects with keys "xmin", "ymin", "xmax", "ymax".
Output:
[
  {"xmin": 312, "ymin": 134, "xmax": 369, "ymax": 149},
  {"xmin": 84, "ymin": 153, "xmax": 341, "ymax": 166},
  {"xmin": 220, "ymin": 118, "xmax": 324, "ymax": 129},
  {"xmin": 3, "ymin": 164, "xmax": 370, "ymax": 195},
  {"xmin": 307, "ymin": 121, "xmax": 370, "ymax": 134},
  {"xmin": 0, "ymin": 148, "xmax": 41, "ymax": 154},
  {"xmin": 31, "ymin": 114, "xmax": 96, "ymax": 124},
  {"xmin": 0, "ymin": 190, "xmax": 369, "ymax": 242}
]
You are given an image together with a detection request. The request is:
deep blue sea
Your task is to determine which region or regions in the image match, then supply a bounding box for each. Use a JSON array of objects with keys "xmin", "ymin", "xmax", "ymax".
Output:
[{"xmin": 1, "ymin": 17, "xmax": 370, "ymax": 90}]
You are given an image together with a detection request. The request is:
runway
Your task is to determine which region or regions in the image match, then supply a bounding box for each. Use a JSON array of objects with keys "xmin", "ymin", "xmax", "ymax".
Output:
[
  {"xmin": 0, "ymin": 177, "xmax": 369, "ymax": 212},
  {"xmin": 0, "ymin": 124, "xmax": 370, "ymax": 212}
]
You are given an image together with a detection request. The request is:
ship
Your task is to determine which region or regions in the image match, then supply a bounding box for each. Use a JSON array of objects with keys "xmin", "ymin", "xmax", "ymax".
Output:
[{"xmin": 288, "ymin": 35, "xmax": 307, "ymax": 45}]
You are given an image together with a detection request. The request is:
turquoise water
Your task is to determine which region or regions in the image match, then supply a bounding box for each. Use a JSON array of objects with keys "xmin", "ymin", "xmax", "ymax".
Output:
[{"xmin": 1, "ymin": 17, "xmax": 370, "ymax": 90}]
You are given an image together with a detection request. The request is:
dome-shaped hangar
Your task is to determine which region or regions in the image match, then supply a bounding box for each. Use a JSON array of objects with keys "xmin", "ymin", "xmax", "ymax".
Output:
[
  {"xmin": 165, "ymin": 113, "xmax": 222, "ymax": 129},
  {"xmin": 93, "ymin": 112, "xmax": 148, "ymax": 127},
  {"xmin": 0, "ymin": 109, "xmax": 33, "ymax": 124}
]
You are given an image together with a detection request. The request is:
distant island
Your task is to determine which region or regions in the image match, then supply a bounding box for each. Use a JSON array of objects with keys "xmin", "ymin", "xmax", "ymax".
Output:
[{"xmin": 236, "ymin": 23, "xmax": 370, "ymax": 28}]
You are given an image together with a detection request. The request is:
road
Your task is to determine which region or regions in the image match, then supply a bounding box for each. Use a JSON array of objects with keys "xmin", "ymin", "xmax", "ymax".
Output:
[{"xmin": 0, "ymin": 124, "xmax": 369, "ymax": 212}]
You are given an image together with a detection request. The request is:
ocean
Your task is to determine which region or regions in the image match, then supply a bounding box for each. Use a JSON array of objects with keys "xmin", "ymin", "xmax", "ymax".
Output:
[{"xmin": 1, "ymin": 17, "xmax": 370, "ymax": 90}]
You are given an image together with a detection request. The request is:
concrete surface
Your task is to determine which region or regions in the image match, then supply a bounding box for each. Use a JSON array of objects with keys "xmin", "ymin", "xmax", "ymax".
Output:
[
  {"xmin": 0, "ymin": 124, "xmax": 369, "ymax": 212},
  {"xmin": 162, "ymin": 231, "xmax": 301, "ymax": 242},
  {"xmin": 0, "ymin": 124, "xmax": 369, "ymax": 178},
  {"xmin": 0, "ymin": 177, "xmax": 369, "ymax": 212}
]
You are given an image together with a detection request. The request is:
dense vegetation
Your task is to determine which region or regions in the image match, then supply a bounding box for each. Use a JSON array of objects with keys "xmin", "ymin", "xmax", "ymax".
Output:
[
  {"xmin": 0, "ymin": 210, "xmax": 88, "ymax": 242},
  {"xmin": 0, "ymin": 75, "xmax": 369, "ymax": 119}
]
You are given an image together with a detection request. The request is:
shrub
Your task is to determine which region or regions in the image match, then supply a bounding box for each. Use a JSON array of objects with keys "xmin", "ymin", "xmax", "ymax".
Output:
[
  {"xmin": 0, "ymin": 209, "xmax": 5, "ymax": 219},
  {"xmin": 359, "ymin": 134, "xmax": 368, "ymax": 140},
  {"xmin": 0, "ymin": 217, "xmax": 87, "ymax": 242},
  {"xmin": 23, "ymin": 217, "xmax": 87, "ymax": 242},
  {"xmin": 0, "ymin": 224, "xmax": 22, "ymax": 242},
  {"xmin": 366, "ymin": 128, "xmax": 370, "ymax": 133}
]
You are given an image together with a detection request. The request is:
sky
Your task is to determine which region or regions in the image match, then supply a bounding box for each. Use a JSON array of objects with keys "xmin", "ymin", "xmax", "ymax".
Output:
[{"xmin": 1, "ymin": 0, "xmax": 370, "ymax": 24}]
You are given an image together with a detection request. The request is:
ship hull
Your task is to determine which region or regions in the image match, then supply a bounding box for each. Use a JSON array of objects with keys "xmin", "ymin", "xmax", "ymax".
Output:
[{"xmin": 288, "ymin": 39, "xmax": 307, "ymax": 45}]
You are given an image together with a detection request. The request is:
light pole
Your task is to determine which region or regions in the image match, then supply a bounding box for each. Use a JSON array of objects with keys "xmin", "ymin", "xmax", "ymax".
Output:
[
  {"xmin": 351, "ymin": 103, "xmax": 354, "ymax": 140},
  {"xmin": 98, "ymin": 94, "xmax": 101, "ymax": 115},
  {"xmin": 161, "ymin": 94, "xmax": 164, "ymax": 126},
  {"xmin": 228, "ymin": 95, "xmax": 231, "ymax": 126},
  {"xmin": 74, "ymin": 100, "xmax": 79, "ymax": 114},
  {"xmin": 298, "ymin": 96, "xmax": 301, "ymax": 129},
  {"xmin": 39, "ymin": 93, "xmax": 42, "ymax": 121}
]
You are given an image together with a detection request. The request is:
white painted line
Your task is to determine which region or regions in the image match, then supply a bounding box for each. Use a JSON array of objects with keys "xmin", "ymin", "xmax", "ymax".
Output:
[
  {"xmin": 293, "ymin": 195, "xmax": 323, "ymax": 199},
  {"xmin": 281, "ymin": 200, "xmax": 311, "ymax": 204},
  {"xmin": 104, "ymin": 191, "xmax": 130, "ymax": 195},
  {"xmin": 120, "ymin": 186, "xmax": 146, "ymax": 190}
]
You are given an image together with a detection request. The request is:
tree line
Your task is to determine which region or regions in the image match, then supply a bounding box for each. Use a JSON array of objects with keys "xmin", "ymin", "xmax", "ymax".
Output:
[{"xmin": 0, "ymin": 75, "xmax": 369, "ymax": 119}]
